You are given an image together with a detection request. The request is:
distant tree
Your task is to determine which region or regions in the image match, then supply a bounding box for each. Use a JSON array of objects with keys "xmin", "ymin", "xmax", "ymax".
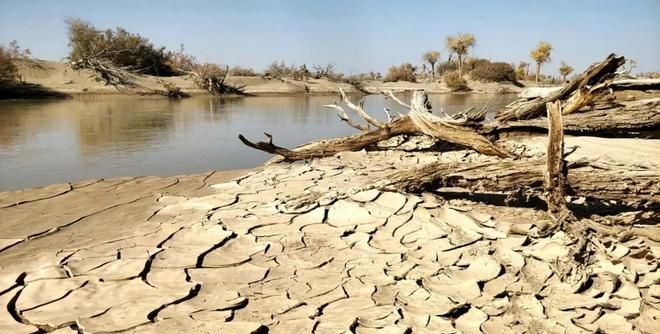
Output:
[
  {"xmin": 559, "ymin": 61, "xmax": 574, "ymax": 82},
  {"xmin": 65, "ymin": 17, "xmax": 175, "ymax": 76},
  {"xmin": 516, "ymin": 61, "xmax": 530, "ymax": 80},
  {"xmin": 383, "ymin": 63, "xmax": 416, "ymax": 82},
  {"xmin": 0, "ymin": 40, "xmax": 31, "ymax": 84},
  {"xmin": 445, "ymin": 33, "xmax": 476, "ymax": 77},
  {"xmin": 470, "ymin": 60, "xmax": 516, "ymax": 82},
  {"xmin": 530, "ymin": 41, "xmax": 553, "ymax": 82},
  {"xmin": 444, "ymin": 70, "xmax": 469, "ymax": 91},
  {"xmin": 422, "ymin": 50, "xmax": 441, "ymax": 78},
  {"xmin": 311, "ymin": 63, "xmax": 336, "ymax": 79}
]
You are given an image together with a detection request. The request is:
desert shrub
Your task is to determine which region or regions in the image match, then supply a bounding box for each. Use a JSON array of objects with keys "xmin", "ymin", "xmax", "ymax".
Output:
[
  {"xmin": 66, "ymin": 17, "xmax": 175, "ymax": 76},
  {"xmin": 383, "ymin": 63, "xmax": 416, "ymax": 82},
  {"xmin": 444, "ymin": 71, "xmax": 469, "ymax": 91},
  {"xmin": 311, "ymin": 64, "xmax": 335, "ymax": 80},
  {"xmin": 169, "ymin": 44, "xmax": 197, "ymax": 72},
  {"xmin": 470, "ymin": 60, "xmax": 516, "ymax": 82},
  {"xmin": 292, "ymin": 64, "xmax": 311, "ymax": 80},
  {"xmin": 229, "ymin": 66, "xmax": 258, "ymax": 76},
  {"xmin": 187, "ymin": 63, "xmax": 243, "ymax": 95},
  {"xmin": 0, "ymin": 46, "xmax": 19, "ymax": 84},
  {"xmin": 264, "ymin": 61, "xmax": 297, "ymax": 79},
  {"xmin": 435, "ymin": 61, "xmax": 457, "ymax": 76},
  {"xmin": 0, "ymin": 40, "xmax": 32, "ymax": 84},
  {"xmin": 325, "ymin": 72, "xmax": 344, "ymax": 82}
]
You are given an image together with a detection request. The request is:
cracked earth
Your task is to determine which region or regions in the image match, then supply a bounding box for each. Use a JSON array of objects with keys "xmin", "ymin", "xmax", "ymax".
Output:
[{"xmin": 0, "ymin": 144, "xmax": 658, "ymax": 333}]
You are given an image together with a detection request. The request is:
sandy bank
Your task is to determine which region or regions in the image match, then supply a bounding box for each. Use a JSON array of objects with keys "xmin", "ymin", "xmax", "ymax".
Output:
[
  {"xmin": 13, "ymin": 60, "xmax": 527, "ymax": 98},
  {"xmin": 0, "ymin": 136, "xmax": 657, "ymax": 333}
]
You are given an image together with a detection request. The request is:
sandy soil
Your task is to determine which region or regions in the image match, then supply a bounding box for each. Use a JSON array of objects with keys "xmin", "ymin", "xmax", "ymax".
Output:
[
  {"xmin": 0, "ymin": 136, "xmax": 657, "ymax": 333},
  {"xmin": 15, "ymin": 60, "xmax": 526, "ymax": 97}
]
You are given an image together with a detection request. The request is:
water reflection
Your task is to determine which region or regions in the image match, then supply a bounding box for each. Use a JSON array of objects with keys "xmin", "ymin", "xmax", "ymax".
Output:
[{"xmin": 0, "ymin": 94, "xmax": 516, "ymax": 190}]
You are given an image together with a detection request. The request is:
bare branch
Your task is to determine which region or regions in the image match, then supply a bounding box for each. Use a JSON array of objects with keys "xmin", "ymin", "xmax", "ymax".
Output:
[
  {"xmin": 339, "ymin": 87, "xmax": 384, "ymax": 128},
  {"xmin": 381, "ymin": 90, "xmax": 411, "ymax": 110},
  {"xmin": 323, "ymin": 104, "xmax": 369, "ymax": 131}
]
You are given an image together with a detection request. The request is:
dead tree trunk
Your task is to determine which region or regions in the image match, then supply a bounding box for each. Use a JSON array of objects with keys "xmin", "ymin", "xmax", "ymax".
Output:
[
  {"xmin": 496, "ymin": 54, "xmax": 625, "ymax": 122},
  {"xmin": 490, "ymin": 98, "xmax": 660, "ymax": 135},
  {"xmin": 544, "ymin": 101, "xmax": 571, "ymax": 223},
  {"xmin": 239, "ymin": 90, "xmax": 510, "ymax": 161},
  {"xmin": 375, "ymin": 158, "xmax": 659, "ymax": 211}
]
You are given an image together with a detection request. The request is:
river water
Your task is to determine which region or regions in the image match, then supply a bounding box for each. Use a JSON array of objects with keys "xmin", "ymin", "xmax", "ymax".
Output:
[{"xmin": 0, "ymin": 94, "xmax": 516, "ymax": 190}]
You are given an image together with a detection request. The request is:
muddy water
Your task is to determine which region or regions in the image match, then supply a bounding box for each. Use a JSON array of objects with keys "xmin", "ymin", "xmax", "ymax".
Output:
[{"xmin": 0, "ymin": 94, "xmax": 516, "ymax": 190}]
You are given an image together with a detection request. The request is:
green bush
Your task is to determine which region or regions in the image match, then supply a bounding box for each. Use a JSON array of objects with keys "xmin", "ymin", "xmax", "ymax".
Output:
[
  {"xmin": 66, "ymin": 18, "xmax": 175, "ymax": 76},
  {"xmin": 444, "ymin": 71, "xmax": 469, "ymax": 91},
  {"xmin": 383, "ymin": 63, "xmax": 416, "ymax": 82},
  {"xmin": 470, "ymin": 60, "xmax": 516, "ymax": 82}
]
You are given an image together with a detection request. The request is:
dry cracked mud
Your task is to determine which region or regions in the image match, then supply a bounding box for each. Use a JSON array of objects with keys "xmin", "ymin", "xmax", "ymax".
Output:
[{"xmin": 0, "ymin": 145, "xmax": 658, "ymax": 333}]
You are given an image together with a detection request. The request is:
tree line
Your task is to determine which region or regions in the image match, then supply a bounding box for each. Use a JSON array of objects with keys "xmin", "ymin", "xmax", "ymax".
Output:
[{"xmin": 3, "ymin": 18, "xmax": 657, "ymax": 95}]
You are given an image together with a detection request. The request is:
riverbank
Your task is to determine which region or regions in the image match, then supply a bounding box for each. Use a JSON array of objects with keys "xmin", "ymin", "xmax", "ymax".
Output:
[
  {"xmin": 10, "ymin": 60, "xmax": 529, "ymax": 99},
  {"xmin": 0, "ymin": 135, "xmax": 657, "ymax": 333}
]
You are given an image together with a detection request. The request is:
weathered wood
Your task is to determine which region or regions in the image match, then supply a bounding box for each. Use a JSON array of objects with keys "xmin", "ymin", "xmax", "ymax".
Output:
[
  {"xmin": 491, "ymin": 98, "xmax": 660, "ymax": 134},
  {"xmin": 408, "ymin": 93, "xmax": 510, "ymax": 158},
  {"xmin": 376, "ymin": 158, "xmax": 659, "ymax": 210},
  {"xmin": 609, "ymin": 78, "xmax": 660, "ymax": 91},
  {"xmin": 240, "ymin": 91, "xmax": 511, "ymax": 161},
  {"xmin": 239, "ymin": 117, "xmax": 418, "ymax": 162},
  {"xmin": 544, "ymin": 101, "xmax": 570, "ymax": 222},
  {"xmin": 496, "ymin": 54, "xmax": 625, "ymax": 122}
]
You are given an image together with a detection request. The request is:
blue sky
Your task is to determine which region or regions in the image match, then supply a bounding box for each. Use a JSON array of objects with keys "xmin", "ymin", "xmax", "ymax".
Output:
[{"xmin": 1, "ymin": 0, "xmax": 658, "ymax": 75}]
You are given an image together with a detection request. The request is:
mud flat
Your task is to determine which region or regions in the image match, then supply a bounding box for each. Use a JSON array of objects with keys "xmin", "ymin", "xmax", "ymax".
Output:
[{"xmin": 0, "ymin": 135, "xmax": 658, "ymax": 334}]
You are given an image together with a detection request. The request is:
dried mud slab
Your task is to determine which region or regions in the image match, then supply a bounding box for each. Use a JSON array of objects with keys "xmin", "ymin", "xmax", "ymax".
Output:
[{"xmin": 0, "ymin": 147, "xmax": 657, "ymax": 333}]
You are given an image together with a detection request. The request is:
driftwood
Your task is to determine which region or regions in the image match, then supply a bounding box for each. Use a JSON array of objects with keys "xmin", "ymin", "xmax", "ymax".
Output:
[
  {"xmin": 496, "ymin": 54, "xmax": 626, "ymax": 122},
  {"xmin": 374, "ymin": 157, "xmax": 658, "ymax": 211},
  {"xmin": 491, "ymin": 98, "xmax": 660, "ymax": 135},
  {"xmin": 239, "ymin": 90, "xmax": 510, "ymax": 161}
]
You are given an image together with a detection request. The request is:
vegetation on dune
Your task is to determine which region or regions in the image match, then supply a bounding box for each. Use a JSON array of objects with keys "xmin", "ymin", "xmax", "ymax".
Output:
[
  {"xmin": 468, "ymin": 59, "xmax": 517, "ymax": 83},
  {"xmin": 66, "ymin": 18, "xmax": 176, "ymax": 76},
  {"xmin": 229, "ymin": 66, "xmax": 258, "ymax": 77},
  {"xmin": 10, "ymin": 20, "xmax": 655, "ymax": 96},
  {"xmin": 0, "ymin": 40, "xmax": 31, "ymax": 84},
  {"xmin": 0, "ymin": 40, "xmax": 68, "ymax": 99},
  {"xmin": 531, "ymin": 41, "xmax": 553, "ymax": 82},
  {"xmin": 383, "ymin": 63, "xmax": 417, "ymax": 83},
  {"xmin": 444, "ymin": 70, "xmax": 469, "ymax": 91}
]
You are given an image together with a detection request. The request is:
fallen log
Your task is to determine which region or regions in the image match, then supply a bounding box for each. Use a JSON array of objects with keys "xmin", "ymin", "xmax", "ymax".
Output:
[
  {"xmin": 609, "ymin": 78, "xmax": 660, "ymax": 91},
  {"xmin": 239, "ymin": 90, "xmax": 510, "ymax": 161},
  {"xmin": 375, "ymin": 158, "xmax": 659, "ymax": 211},
  {"xmin": 490, "ymin": 98, "xmax": 660, "ymax": 135},
  {"xmin": 496, "ymin": 54, "xmax": 625, "ymax": 122}
]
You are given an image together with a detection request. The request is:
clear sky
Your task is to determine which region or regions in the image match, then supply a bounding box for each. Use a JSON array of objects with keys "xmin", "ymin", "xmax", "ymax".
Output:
[{"xmin": 1, "ymin": 0, "xmax": 658, "ymax": 75}]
